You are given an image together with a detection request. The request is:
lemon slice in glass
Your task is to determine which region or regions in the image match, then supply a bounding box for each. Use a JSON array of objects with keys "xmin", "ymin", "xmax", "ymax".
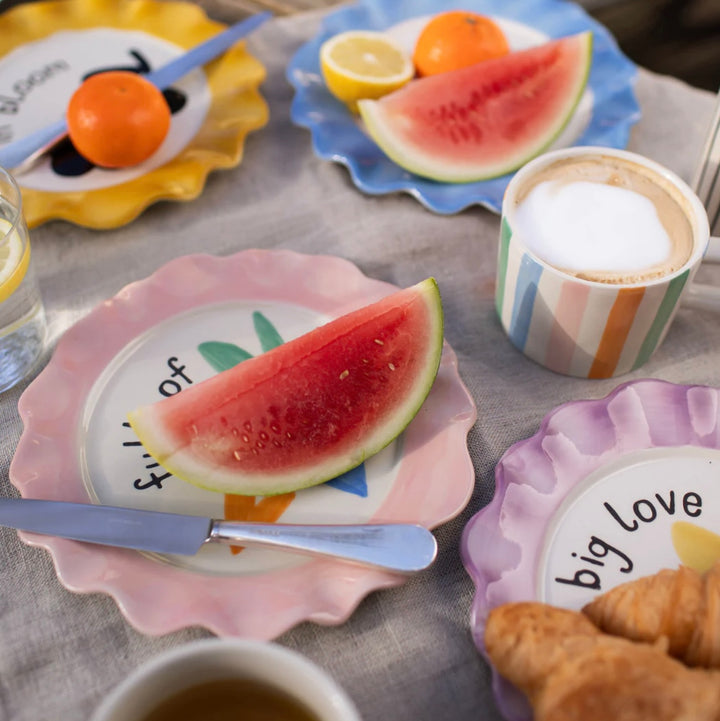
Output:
[
  {"xmin": 320, "ymin": 30, "xmax": 414, "ymax": 112},
  {"xmin": 0, "ymin": 218, "xmax": 30, "ymax": 304}
]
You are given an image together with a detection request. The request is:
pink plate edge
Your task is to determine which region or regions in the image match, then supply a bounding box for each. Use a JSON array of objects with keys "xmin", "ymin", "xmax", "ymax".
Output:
[
  {"xmin": 459, "ymin": 377, "xmax": 720, "ymax": 720},
  {"xmin": 10, "ymin": 249, "xmax": 477, "ymax": 638}
]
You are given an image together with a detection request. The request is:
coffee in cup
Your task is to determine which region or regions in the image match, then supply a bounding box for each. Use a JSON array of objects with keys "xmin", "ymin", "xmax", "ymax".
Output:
[
  {"xmin": 510, "ymin": 153, "xmax": 695, "ymax": 285},
  {"xmin": 90, "ymin": 639, "xmax": 361, "ymax": 721},
  {"xmin": 137, "ymin": 677, "xmax": 321, "ymax": 721},
  {"xmin": 497, "ymin": 146, "xmax": 714, "ymax": 379}
]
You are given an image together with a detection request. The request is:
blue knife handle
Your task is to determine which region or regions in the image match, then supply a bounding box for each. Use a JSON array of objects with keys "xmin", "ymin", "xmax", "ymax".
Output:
[
  {"xmin": 0, "ymin": 11, "xmax": 271, "ymax": 171},
  {"xmin": 145, "ymin": 11, "xmax": 270, "ymax": 89},
  {"xmin": 0, "ymin": 119, "xmax": 68, "ymax": 170}
]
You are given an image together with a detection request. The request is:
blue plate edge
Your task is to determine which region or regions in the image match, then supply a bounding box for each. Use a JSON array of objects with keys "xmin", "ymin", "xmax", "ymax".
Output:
[{"xmin": 286, "ymin": 0, "xmax": 642, "ymax": 216}]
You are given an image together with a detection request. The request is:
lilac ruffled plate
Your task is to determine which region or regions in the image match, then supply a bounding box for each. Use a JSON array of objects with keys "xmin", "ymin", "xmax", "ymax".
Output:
[{"xmin": 461, "ymin": 379, "xmax": 720, "ymax": 719}]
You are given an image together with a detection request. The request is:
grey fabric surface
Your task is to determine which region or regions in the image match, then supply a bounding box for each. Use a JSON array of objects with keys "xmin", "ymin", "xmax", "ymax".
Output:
[{"xmin": 0, "ymin": 6, "xmax": 718, "ymax": 721}]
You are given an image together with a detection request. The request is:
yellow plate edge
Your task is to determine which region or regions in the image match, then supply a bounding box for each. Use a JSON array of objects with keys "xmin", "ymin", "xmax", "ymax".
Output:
[{"xmin": 0, "ymin": 0, "xmax": 269, "ymax": 230}]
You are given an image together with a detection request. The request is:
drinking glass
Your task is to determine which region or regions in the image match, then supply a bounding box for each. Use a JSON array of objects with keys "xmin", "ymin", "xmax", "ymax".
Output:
[{"xmin": 0, "ymin": 166, "xmax": 46, "ymax": 393}]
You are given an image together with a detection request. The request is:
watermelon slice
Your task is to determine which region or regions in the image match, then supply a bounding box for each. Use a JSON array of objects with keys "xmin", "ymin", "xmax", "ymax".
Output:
[
  {"xmin": 358, "ymin": 32, "xmax": 593, "ymax": 183},
  {"xmin": 128, "ymin": 278, "xmax": 444, "ymax": 496}
]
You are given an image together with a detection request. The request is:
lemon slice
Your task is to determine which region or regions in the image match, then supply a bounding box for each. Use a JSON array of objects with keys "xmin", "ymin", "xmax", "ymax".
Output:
[
  {"xmin": 0, "ymin": 218, "xmax": 30, "ymax": 304},
  {"xmin": 320, "ymin": 30, "xmax": 414, "ymax": 112}
]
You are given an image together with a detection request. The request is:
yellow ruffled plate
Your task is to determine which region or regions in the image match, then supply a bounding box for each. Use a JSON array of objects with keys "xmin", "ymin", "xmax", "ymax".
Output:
[{"xmin": 0, "ymin": 0, "xmax": 269, "ymax": 229}]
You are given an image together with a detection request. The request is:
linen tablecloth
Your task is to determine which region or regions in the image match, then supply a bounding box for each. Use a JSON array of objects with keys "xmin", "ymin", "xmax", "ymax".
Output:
[{"xmin": 0, "ymin": 6, "xmax": 718, "ymax": 721}]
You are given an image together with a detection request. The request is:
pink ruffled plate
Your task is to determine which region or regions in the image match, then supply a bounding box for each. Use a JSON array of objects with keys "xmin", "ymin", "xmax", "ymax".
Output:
[
  {"xmin": 11, "ymin": 249, "xmax": 476, "ymax": 638},
  {"xmin": 461, "ymin": 378, "xmax": 720, "ymax": 720}
]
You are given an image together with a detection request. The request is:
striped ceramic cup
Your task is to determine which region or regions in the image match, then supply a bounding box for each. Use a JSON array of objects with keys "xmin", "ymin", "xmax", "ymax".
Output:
[{"xmin": 496, "ymin": 146, "xmax": 715, "ymax": 379}]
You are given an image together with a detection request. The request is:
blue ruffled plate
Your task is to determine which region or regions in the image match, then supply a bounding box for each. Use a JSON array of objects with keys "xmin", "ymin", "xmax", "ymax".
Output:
[{"xmin": 287, "ymin": 0, "xmax": 640, "ymax": 215}]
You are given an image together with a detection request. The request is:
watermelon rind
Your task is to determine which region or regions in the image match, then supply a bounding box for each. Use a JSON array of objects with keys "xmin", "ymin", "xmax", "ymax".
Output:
[
  {"xmin": 357, "ymin": 32, "xmax": 593, "ymax": 184},
  {"xmin": 127, "ymin": 278, "xmax": 444, "ymax": 496}
]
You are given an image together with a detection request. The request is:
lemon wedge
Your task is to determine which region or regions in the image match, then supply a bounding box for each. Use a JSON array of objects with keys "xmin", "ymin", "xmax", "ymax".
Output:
[
  {"xmin": 320, "ymin": 31, "xmax": 414, "ymax": 112},
  {"xmin": 0, "ymin": 218, "xmax": 29, "ymax": 304}
]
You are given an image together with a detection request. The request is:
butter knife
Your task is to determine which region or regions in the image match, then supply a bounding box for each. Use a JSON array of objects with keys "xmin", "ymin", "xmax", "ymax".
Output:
[
  {"xmin": 0, "ymin": 498, "xmax": 438, "ymax": 573},
  {"xmin": 0, "ymin": 11, "xmax": 271, "ymax": 172}
]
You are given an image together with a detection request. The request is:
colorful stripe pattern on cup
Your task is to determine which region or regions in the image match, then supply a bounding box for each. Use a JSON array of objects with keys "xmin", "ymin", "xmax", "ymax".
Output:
[{"xmin": 496, "ymin": 218, "xmax": 691, "ymax": 379}]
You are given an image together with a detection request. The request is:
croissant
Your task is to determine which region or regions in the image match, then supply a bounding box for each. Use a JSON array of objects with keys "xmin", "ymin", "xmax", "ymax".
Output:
[
  {"xmin": 582, "ymin": 562, "xmax": 720, "ymax": 667},
  {"xmin": 485, "ymin": 602, "xmax": 720, "ymax": 721},
  {"xmin": 483, "ymin": 602, "xmax": 602, "ymax": 701}
]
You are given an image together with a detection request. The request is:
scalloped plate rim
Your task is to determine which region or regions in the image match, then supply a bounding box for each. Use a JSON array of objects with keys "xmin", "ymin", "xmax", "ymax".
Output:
[
  {"xmin": 0, "ymin": 0, "xmax": 268, "ymax": 229},
  {"xmin": 286, "ymin": 0, "xmax": 640, "ymax": 215},
  {"xmin": 459, "ymin": 377, "xmax": 720, "ymax": 720},
  {"xmin": 10, "ymin": 249, "xmax": 477, "ymax": 638}
]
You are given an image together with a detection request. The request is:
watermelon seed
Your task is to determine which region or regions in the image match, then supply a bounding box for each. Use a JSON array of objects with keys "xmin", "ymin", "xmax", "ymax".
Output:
[
  {"xmin": 242, "ymin": 434, "xmax": 250, "ymax": 443},
  {"xmin": 388, "ymin": 363, "xmax": 396, "ymax": 371},
  {"xmin": 256, "ymin": 441, "xmax": 265, "ymax": 449},
  {"xmin": 233, "ymin": 450, "xmax": 242, "ymax": 460},
  {"xmin": 259, "ymin": 431, "xmax": 269, "ymax": 441},
  {"xmin": 270, "ymin": 423, "xmax": 281, "ymax": 434},
  {"xmin": 374, "ymin": 339, "xmax": 384, "ymax": 345},
  {"xmin": 339, "ymin": 370, "xmax": 349, "ymax": 380},
  {"xmin": 244, "ymin": 421, "xmax": 252, "ymax": 432},
  {"xmin": 231, "ymin": 427, "xmax": 239, "ymax": 437}
]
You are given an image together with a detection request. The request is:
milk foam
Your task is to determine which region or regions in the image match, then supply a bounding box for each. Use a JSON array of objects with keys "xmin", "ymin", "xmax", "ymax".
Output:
[
  {"xmin": 511, "ymin": 156, "xmax": 695, "ymax": 284},
  {"xmin": 515, "ymin": 180, "xmax": 674, "ymax": 273}
]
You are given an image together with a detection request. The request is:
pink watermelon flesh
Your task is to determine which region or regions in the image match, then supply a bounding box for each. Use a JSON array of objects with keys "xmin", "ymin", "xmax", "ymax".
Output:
[
  {"xmin": 358, "ymin": 32, "xmax": 593, "ymax": 183},
  {"xmin": 127, "ymin": 278, "xmax": 444, "ymax": 496}
]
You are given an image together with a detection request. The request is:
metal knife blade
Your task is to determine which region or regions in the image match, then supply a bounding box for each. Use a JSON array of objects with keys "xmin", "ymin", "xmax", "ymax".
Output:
[
  {"xmin": 0, "ymin": 498, "xmax": 437, "ymax": 573},
  {"xmin": 0, "ymin": 11, "xmax": 271, "ymax": 172}
]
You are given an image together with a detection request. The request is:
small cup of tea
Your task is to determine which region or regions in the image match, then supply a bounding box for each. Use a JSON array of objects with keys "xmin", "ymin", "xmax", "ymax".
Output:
[
  {"xmin": 89, "ymin": 639, "xmax": 361, "ymax": 721},
  {"xmin": 496, "ymin": 146, "xmax": 718, "ymax": 378}
]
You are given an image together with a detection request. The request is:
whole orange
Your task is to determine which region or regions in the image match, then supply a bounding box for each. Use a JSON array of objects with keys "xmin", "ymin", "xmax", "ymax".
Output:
[
  {"xmin": 413, "ymin": 11, "xmax": 510, "ymax": 77},
  {"xmin": 66, "ymin": 71, "xmax": 171, "ymax": 168}
]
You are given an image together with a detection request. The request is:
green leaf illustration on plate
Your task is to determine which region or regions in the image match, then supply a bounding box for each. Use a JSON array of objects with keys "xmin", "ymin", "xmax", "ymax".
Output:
[
  {"xmin": 196, "ymin": 342, "xmax": 253, "ymax": 373},
  {"xmin": 253, "ymin": 310, "xmax": 284, "ymax": 353}
]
